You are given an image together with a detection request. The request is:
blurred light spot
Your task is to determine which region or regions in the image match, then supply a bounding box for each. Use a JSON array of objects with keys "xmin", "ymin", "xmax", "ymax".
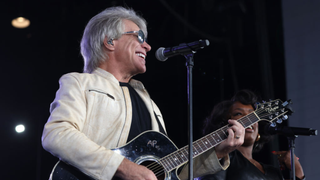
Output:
[
  {"xmin": 12, "ymin": 17, "xmax": 30, "ymax": 28},
  {"xmin": 15, "ymin": 124, "xmax": 25, "ymax": 133}
]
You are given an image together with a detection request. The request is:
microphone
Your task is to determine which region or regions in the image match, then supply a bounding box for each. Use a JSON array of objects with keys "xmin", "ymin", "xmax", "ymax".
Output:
[
  {"xmin": 155, "ymin": 39, "xmax": 210, "ymax": 61},
  {"xmin": 265, "ymin": 125, "xmax": 317, "ymax": 136}
]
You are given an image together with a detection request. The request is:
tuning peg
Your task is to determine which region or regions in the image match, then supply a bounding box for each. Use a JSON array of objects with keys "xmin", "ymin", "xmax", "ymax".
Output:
[
  {"xmin": 282, "ymin": 100, "xmax": 289, "ymax": 107},
  {"xmin": 262, "ymin": 100, "xmax": 266, "ymax": 103},
  {"xmin": 269, "ymin": 115, "xmax": 273, "ymax": 119},
  {"xmin": 270, "ymin": 122, "xmax": 277, "ymax": 127},
  {"xmin": 276, "ymin": 118, "xmax": 283, "ymax": 124},
  {"xmin": 282, "ymin": 115, "xmax": 288, "ymax": 120},
  {"xmin": 275, "ymin": 100, "xmax": 279, "ymax": 105}
]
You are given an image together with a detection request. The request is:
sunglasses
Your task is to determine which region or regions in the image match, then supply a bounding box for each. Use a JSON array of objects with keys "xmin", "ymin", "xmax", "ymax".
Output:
[{"xmin": 122, "ymin": 30, "xmax": 146, "ymax": 44}]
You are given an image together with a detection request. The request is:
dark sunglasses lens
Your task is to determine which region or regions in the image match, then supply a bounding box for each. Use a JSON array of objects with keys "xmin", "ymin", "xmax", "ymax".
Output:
[{"xmin": 138, "ymin": 30, "xmax": 144, "ymax": 43}]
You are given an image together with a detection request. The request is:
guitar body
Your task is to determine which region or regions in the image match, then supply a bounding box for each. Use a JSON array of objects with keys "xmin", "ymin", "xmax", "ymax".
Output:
[
  {"xmin": 113, "ymin": 131, "xmax": 180, "ymax": 180},
  {"xmin": 51, "ymin": 131, "xmax": 181, "ymax": 180}
]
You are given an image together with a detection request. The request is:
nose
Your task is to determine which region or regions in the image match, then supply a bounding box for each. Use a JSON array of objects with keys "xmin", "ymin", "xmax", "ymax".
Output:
[{"xmin": 142, "ymin": 41, "xmax": 151, "ymax": 52}]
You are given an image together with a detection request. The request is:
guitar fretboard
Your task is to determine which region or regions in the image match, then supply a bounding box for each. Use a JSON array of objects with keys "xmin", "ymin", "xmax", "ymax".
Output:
[{"xmin": 159, "ymin": 112, "xmax": 260, "ymax": 172}]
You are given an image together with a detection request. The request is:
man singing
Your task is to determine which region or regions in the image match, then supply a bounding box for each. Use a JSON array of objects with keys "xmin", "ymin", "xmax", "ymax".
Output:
[{"xmin": 41, "ymin": 6, "xmax": 245, "ymax": 180}]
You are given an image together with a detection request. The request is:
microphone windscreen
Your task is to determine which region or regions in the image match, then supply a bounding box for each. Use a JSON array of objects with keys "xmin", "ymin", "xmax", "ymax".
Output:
[
  {"xmin": 155, "ymin": 47, "xmax": 167, "ymax": 61},
  {"xmin": 203, "ymin": 39, "xmax": 210, "ymax": 47}
]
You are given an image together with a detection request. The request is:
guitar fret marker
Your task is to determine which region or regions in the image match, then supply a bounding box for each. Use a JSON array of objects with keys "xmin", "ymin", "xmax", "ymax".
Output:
[
  {"xmin": 216, "ymin": 133, "xmax": 223, "ymax": 141},
  {"xmin": 205, "ymin": 136, "xmax": 215, "ymax": 146},
  {"xmin": 211, "ymin": 135, "xmax": 218, "ymax": 144}
]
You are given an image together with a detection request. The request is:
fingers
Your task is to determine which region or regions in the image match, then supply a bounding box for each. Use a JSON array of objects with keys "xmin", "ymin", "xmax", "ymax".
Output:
[
  {"xmin": 228, "ymin": 120, "xmax": 245, "ymax": 143},
  {"xmin": 225, "ymin": 120, "xmax": 245, "ymax": 147},
  {"xmin": 272, "ymin": 151, "xmax": 301, "ymax": 171},
  {"xmin": 214, "ymin": 120, "xmax": 245, "ymax": 159}
]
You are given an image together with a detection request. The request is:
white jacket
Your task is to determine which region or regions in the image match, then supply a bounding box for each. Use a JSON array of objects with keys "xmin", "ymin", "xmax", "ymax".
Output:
[{"xmin": 42, "ymin": 68, "xmax": 228, "ymax": 180}]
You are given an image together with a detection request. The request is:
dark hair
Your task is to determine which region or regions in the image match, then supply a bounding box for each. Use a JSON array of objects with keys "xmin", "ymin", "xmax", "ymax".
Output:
[
  {"xmin": 202, "ymin": 100, "xmax": 233, "ymax": 136},
  {"xmin": 202, "ymin": 89, "xmax": 273, "ymax": 152},
  {"xmin": 231, "ymin": 89, "xmax": 259, "ymax": 110}
]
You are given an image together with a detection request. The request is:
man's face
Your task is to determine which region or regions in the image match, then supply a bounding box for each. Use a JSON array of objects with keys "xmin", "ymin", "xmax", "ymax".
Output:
[{"xmin": 113, "ymin": 19, "xmax": 151, "ymax": 77}]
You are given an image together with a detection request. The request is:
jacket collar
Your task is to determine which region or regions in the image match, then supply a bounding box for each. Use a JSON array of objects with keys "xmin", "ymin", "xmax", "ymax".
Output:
[
  {"xmin": 92, "ymin": 68, "xmax": 146, "ymax": 91},
  {"xmin": 92, "ymin": 68, "xmax": 119, "ymax": 84}
]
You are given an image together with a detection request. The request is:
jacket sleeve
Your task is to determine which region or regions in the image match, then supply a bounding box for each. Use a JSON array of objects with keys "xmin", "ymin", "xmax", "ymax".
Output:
[
  {"xmin": 178, "ymin": 148, "xmax": 230, "ymax": 180},
  {"xmin": 41, "ymin": 74, "xmax": 124, "ymax": 180}
]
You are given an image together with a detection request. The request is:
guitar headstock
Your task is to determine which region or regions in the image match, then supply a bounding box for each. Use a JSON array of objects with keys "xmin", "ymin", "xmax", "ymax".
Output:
[{"xmin": 255, "ymin": 99, "xmax": 294, "ymax": 127}]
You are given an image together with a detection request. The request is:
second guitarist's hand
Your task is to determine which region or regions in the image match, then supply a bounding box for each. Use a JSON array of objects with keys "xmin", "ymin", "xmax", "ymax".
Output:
[
  {"xmin": 214, "ymin": 120, "xmax": 245, "ymax": 159},
  {"xmin": 114, "ymin": 158, "xmax": 157, "ymax": 180}
]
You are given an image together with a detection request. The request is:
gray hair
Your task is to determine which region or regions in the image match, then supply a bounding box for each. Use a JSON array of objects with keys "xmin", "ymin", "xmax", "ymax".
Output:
[{"xmin": 80, "ymin": 6, "xmax": 148, "ymax": 73}]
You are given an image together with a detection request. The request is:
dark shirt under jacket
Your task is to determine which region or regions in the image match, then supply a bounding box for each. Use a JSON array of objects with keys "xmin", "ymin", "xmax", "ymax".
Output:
[
  {"xmin": 198, "ymin": 150, "xmax": 283, "ymax": 180},
  {"xmin": 120, "ymin": 82, "xmax": 165, "ymax": 143},
  {"xmin": 120, "ymin": 82, "xmax": 152, "ymax": 142}
]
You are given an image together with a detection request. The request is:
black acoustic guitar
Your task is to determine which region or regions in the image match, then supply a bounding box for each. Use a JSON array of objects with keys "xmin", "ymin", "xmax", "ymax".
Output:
[{"xmin": 50, "ymin": 99, "xmax": 293, "ymax": 180}]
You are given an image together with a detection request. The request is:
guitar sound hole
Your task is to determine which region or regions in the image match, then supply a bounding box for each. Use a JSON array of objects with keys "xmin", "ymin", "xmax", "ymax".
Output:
[{"xmin": 140, "ymin": 160, "xmax": 166, "ymax": 180}]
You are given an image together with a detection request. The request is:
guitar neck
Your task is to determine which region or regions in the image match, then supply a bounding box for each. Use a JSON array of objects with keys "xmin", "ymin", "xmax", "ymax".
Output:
[{"xmin": 159, "ymin": 112, "xmax": 260, "ymax": 172}]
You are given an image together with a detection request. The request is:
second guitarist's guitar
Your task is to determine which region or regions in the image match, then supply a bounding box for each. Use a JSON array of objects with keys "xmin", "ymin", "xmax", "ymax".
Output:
[{"xmin": 50, "ymin": 99, "xmax": 293, "ymax": 180}]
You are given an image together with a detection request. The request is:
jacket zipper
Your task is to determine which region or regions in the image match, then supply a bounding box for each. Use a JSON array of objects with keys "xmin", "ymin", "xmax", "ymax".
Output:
[{"xmin": 88, "ymin": 89, "xmax": 115, "ymax": 100}]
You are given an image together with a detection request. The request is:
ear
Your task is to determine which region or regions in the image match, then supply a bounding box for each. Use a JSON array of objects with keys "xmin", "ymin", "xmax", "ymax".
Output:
[{"xmin": 103, "ymin": 37, "xmax": 115, "ymax": 51}]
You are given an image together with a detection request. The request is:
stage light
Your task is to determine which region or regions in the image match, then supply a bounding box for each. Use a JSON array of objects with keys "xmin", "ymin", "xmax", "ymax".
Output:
[
  {"xmin": 12, "ymin": 17, "xmax": 30, "ymax": 29},
  {"xmin": 15, "ymin": 124, "xmax": 25, "ymax": 133}
]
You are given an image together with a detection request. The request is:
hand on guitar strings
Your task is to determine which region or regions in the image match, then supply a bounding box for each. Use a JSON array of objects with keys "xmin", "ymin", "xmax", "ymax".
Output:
[
  {"xmin": 114, "ymin": 158, "xmax": 158, "ymax": 180},
  {"xmin": 214, "ymin": 120, "xmax": 245, "ymax": 159}
]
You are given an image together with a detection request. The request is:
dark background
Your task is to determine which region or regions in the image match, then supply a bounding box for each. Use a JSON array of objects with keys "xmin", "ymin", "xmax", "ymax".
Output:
[{"xmin": 1, "ymin": 0, "xmax": 288, "ymax": 179}]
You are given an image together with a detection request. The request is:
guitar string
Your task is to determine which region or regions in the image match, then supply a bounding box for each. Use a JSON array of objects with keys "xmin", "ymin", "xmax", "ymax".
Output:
[
  {"xmin": 196, "ymin": 107, "xmax": 281, "ymax": 153},
  {"xmin": 196, "ymin": 106, "xmax": 281, "ymax": 158},
  {"xmin": 146, "ymin": 161, "xmax": 165, "ymax": 177},
  {"xmin": 171, "ymin": 107, "xmax": 281, "ymax": 167},
  {"xmin": 152, "ymin": 111, "xmax": 271, "ymax": 175},
  {"xmin": 145, "ymin": 112, "xmax": 261, "ymax": 177},
  {"xmin": 146, "ymin": 102, "xmax": 285, "ymax": 177},
  {"xmin": 198, "ymin": 109, "xmax": 260, "ymax": 148}
]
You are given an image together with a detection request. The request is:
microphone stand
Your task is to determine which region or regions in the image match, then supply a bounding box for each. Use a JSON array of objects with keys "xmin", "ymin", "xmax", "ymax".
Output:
[
  {"xmin": 184, "ymin": 53, "xmax": 195, "ymax": 180},
  {"xmin": 287, "ymin": 135, "xmax": 297, "ymax": 180},
  {"xmin": 269, "ymin": 125, "xmax": 317, "ymax": 180}
]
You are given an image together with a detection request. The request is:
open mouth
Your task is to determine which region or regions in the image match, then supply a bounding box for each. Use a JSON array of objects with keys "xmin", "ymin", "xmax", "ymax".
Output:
[
  {"xmin": 246, "ymin": 125, "xmax": 254, "ymax": 132},
  {"xmin": 136, "ymin": 52, "xmax": 146, "ymax": 59}
]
